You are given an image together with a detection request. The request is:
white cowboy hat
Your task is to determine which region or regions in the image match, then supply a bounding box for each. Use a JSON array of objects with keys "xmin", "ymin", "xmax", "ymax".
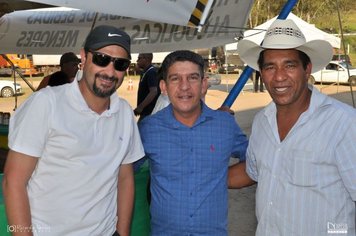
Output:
[{"xmin": 237, "ymin": 19, "xmax": 333, "ymax": 73}]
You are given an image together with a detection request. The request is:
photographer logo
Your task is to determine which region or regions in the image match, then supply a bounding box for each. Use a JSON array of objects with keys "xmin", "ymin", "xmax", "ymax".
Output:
[{"xmin": 327, "ymin": 222, "xmax": 348, "ymax": 234}]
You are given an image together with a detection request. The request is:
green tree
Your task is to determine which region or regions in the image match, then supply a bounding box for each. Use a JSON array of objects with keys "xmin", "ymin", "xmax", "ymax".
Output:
[{"xmin": 248, "ymin": 0, "xmax": 356, "ymax": 33}]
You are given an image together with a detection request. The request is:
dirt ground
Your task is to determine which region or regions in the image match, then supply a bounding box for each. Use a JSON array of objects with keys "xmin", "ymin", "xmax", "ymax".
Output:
[{"xmin": 1, "ymin": 75, "xmax": 355, "ymax": 235}]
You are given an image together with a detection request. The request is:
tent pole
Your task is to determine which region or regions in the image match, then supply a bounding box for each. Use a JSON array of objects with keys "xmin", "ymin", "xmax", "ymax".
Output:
[
  {"xmin": 222, "ymin": 0, "xmax": 298, "ymax": 107},
  {"xmin": 336, "ymin": 0, "xmax": 355, "ymax": 108}
]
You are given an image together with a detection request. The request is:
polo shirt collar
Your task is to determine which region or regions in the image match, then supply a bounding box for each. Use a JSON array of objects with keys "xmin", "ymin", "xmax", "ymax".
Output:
[{"xmin": 69, "ymin": 79, "xmax": 121, "ymax": 115}]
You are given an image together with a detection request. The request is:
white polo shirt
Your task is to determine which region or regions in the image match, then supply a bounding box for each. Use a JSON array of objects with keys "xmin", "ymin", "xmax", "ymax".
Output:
[{"xmin": 9, "ymin": 80, "xmax": 145, "ymax": 236}]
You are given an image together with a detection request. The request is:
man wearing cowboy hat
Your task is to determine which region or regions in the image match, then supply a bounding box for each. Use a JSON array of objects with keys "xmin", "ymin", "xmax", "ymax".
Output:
[{"xmin": 228, "ymin": 19, "xmax": 356, "ymax": 235}]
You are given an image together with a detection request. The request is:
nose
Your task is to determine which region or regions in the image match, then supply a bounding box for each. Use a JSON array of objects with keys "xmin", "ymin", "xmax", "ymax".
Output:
[
  {"xmin": 104, "ymin": 61, "xmax": 119, "ymax": 76},
  {"xmin": 274, "ymin": 67, "xmax": 287, "ymax": 81},
  {"xmin": 178, "ymin": 77, "xmax": 191, "ymax": 90}
]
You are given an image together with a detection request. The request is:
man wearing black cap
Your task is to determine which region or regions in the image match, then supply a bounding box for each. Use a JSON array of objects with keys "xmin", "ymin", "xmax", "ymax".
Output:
[
  {"xmin": 36, "ymin": 52, "xmax": 80, "ymax": 90},
  {"xmin": 3, "ymin": 25, "xmax": 144, "ymax": 236}
]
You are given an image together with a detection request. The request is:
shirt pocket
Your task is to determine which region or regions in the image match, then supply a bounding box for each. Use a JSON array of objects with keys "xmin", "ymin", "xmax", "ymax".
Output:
[{"xmin": 285, "ymin": 150, "xmax": 318, "ymax": 187}]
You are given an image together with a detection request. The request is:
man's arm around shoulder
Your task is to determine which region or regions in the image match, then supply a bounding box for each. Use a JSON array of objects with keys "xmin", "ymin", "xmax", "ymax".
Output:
[{"xmin": 228, "ymin": 162, "xmax": 256, "ymax": 189}]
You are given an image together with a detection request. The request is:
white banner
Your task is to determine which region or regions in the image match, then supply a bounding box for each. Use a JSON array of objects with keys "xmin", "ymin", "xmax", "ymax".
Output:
[
  {"xmin": 0, "ymin": 0, "xmax": 253, "ymax": 54},
  {"xmin": 26, "ymin": 0, "xmax": 209, "ymax": 27}
]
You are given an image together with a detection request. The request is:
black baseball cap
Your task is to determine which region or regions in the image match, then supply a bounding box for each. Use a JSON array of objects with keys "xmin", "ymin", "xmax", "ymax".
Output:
[{"xmin": 84, "ymin": 25, "xmax": 131, "ymax": 59}]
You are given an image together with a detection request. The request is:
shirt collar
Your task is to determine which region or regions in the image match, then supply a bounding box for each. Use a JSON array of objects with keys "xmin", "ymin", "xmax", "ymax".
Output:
[
  {"xmin": 163, "ymin": 101, "xmax": 214, "ymax": 128},
  {"xmin": 307, "ymin": 85, "xmax": 331, "ymax": 114},
  {"xmin": 69, "ymin": 79, "xmax": 121, "ymax": 115},
  {"xmin": 264, "ymin": 85, "xmax": 332, "ymax": 123}
]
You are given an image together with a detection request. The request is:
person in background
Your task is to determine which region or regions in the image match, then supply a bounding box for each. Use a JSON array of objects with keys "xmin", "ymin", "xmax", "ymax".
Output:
[
  {"xmin": 254, "ymin": 70, "xmax": 264, "ymax": 92},
  {"xmin": 3, "ymin": 25, "xmax": 144, "ymax": 236},
  {"xmin": 229, "ymin": 19, "xmax": 356, "ymax": 235},
  {"xmin": 36, "ymin": 52, "xmax": 80, "ymax": 90},
  {"xmin": 151, "ymin": 71, "xmax": 170, "ymax": 114},
  {"xmin": 46, "ymin": 70, "xmax": 70, "ymax": 87},
  {"xmin": 134, "ymin": 53, "xmax": 160, "ymax": 122},
  {"xmin": 139, "ymin": 50, "xmax": 249, "ymax": 235}
]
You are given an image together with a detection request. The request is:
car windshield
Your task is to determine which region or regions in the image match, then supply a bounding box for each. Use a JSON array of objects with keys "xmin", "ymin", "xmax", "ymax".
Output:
[{"xmin": 339, "ymin": 62, "xmax": 355, "ymax": 69}]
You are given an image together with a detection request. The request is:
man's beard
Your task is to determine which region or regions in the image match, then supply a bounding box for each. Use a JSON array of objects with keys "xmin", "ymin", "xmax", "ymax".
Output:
[{"xmin": 93, "ymin": 73, "xmax": 119, "ymax": 98}]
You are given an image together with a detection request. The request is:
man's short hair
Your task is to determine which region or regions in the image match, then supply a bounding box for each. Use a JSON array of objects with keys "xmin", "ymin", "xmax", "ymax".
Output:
[
  {"xmin": 139, "ymin": 53, "xmax": 153, "ymax": 61},
  {"xmin": 159, "ymin": 50, "xmax": 204, "ymax": 81},
  {"xmin": 60, "ymin": 52, "xmax": 80, "ymax": 67}
]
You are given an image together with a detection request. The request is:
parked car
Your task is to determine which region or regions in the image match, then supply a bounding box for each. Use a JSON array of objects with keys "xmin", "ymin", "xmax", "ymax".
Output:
[
  {"xmin": 309, "ymin": 61, "xmax": 356, "ymax": 86},
  {"xmin": 218, "ymin": 64, "xmax": 240, "ymax": 74},
  {"xmin": 205, "ymin": 72, "xmax": 221, "ymax": 87},
  {"xmin": 0, "ymin": 80, "xmax": 23, "ymax": 97}
]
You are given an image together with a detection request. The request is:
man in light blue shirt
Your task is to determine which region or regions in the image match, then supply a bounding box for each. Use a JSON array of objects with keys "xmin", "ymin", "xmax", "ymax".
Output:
[
  {"xmin": 139, "ymin": 50, "xmax": 249, "ymax": 235},
  {"xmin": 230, "ymin": 19, "xmax": 356, "ymax": 235}
]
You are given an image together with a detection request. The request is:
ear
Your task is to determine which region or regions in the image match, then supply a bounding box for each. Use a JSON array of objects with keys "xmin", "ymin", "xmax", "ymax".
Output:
[
  {"xmin": 79, "ymin": 49, "xmax": 86, "ymax": 68},
  {"xmin": 159, "ymin": 80, "xmax": 167, "ymax": 95},
  {"xmin": 306, "ymin": 62, "xmax": 312, "ymax": 77},
  {"xmin": 201, "ymin": 76, "xmax": 208, "ymax": 99}
]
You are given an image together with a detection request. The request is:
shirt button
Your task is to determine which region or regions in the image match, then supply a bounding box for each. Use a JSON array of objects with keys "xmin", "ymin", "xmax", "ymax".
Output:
[{"xmin": 269, "ymin": 201, "xmax": 273, "ymax": 206}]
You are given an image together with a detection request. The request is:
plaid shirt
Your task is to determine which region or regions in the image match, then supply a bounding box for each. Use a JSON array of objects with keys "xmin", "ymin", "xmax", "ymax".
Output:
[{"xmin": 139, "ymin": 102, "xmax": 248, "ymax": 236}]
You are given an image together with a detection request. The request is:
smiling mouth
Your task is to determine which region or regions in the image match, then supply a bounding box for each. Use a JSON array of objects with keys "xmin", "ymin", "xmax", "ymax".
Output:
[
  {"xmin": 101, "ymin": 78, "xmax": 114, "ymax": 84},
  {"xmin": 275, "ymin": 87, "xmax": 288, "ymax": 92},
  {"xmin": 95, "ymin": 74, "xmax": 117, "ymax": 86},
  {"xmin": 178, "ymin": 94, "xmax": 193, "ymax": 100},
  {"xmin": 100, "ymin": 76, "xmax": 115, "ymax": 82}
]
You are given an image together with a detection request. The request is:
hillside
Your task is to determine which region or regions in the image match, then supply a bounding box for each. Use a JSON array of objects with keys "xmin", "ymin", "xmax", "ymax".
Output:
[{"xmin": 315, "ymin": 9, "xmax": 356, "ymax": 65}]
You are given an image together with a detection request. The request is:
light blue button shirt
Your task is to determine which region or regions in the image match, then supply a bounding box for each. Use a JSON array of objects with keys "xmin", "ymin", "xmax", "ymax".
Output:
[{"xmin": 247, "ymin": 86, "xmax": 356, "ymax": 236}]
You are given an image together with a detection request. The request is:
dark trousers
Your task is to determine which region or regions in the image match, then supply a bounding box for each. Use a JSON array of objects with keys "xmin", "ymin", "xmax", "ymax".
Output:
[{"xmin": 254, "ymin": 73, "xmax": 264, "ymax": 92}]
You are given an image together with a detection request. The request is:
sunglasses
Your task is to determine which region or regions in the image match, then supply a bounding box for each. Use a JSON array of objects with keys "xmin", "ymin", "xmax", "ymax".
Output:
[{"xmin": 89, "ymin": 50, "xmax": 131, "ymax": 71}]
